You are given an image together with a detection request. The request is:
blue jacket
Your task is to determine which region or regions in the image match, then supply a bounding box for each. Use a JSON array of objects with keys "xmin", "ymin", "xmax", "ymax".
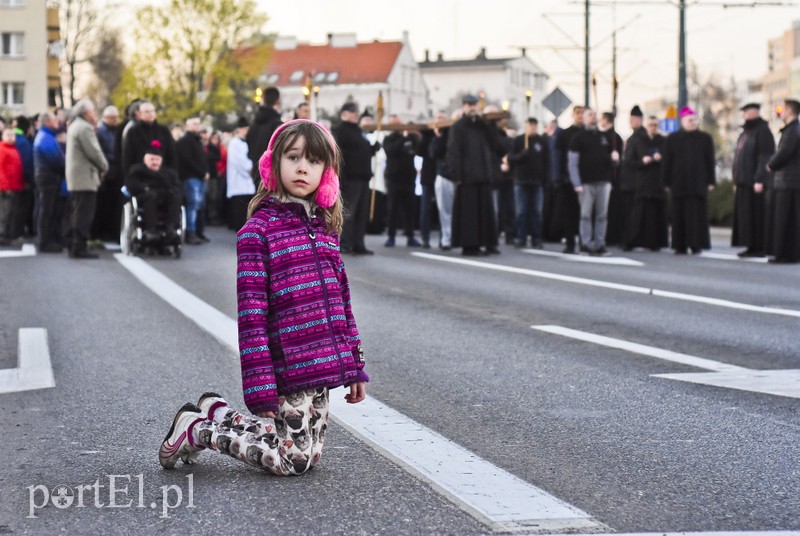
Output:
[
  {"xmin": 33, "ymin": 126, "xmax": 65, "ymax": 187},
  {"xmin": 14, "ymin": 130, "xmax": 34, "ymax": 186}
]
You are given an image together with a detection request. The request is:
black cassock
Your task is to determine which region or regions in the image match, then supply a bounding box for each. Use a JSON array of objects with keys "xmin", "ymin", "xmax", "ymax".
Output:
[
  {"xmin": 731, "ymin": 117, "xmax": 775, "ymax": 254},
  {"xmin": 661, "ymin": 128, "xmax": 716, "ymax": 251},
  {"xmin": 623, "ymin": 133, "xmax": 668, "ymax": 250},
  {"xmin": 767, "ymin": 118, "xmax": 800, "ymax": 262},
  {"xmin": 553, "ymin": 124, "xmax": 583, "ymax": 249}
]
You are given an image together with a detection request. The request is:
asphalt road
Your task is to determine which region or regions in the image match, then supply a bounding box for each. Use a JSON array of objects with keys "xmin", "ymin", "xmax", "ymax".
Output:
[{"xmin": 1, "ymin": 226, "xmax": 798, "ymax": 535}]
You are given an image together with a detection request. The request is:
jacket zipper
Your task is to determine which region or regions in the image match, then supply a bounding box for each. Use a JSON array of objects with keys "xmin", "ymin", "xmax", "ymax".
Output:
[{"xmin": 303, "ymin": 214, "xmax": 346, "ymax": 384}]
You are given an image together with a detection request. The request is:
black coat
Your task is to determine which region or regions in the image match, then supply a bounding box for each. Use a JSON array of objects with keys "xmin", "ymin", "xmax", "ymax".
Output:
[
  {"xmin": 122, "ymin": 121, "xmax": 176, "ymax": 177},
  {"xmin": 383, "ymin": 131, "xmax": 419, "ymax": 187},
  {"xmin": 555, "ymin": 124, "xmax": 582, "ymax": 184},
  {"xmin": 661, "ymin": 129, "xmax": 716, "ymax": 197},
  {"xmin": 332, "ymin": 121, "xmax": 376, "ymax": 182},
  {"xmin": 621, "ymin": 127, "xmax": 646, "ymax": 191},
  {"xmin": 417, "ymin": 130, "xmax": 438, "ymax": 187},
  {"xmin": 446, "ymin": 115, "xmax": 498, "ymax": 184},
  {"xmin": 125, "ymin": 163, "xmax": 182, "ymax": 197},
  {"xmin": 569, "ymin": 127, "xmax": 614, "ymax": 184},
  {"xmin": 628, "ymin": 133, "xmax": 666, "ymax": 199},
  {"xmin": 430, "ymin": 130, "xmax": 452, "ymax": 180},
  {"xmin": 768, "ymin": 119, "xmax": 800, "ymax": 191},
  {"xmin": 733, "ymin": 117, "xmax": 774, "ymax": 188},
  {"xmin": 246, "ymin": 106, "xmax": 282, "ymax": 166},
  {"xmin": 508, "ymin": 134, "xmax": 549, "ymax": 185},
  {"xmin": 175, "ymin": 131, "xmax": 208, "ymax": 181}
]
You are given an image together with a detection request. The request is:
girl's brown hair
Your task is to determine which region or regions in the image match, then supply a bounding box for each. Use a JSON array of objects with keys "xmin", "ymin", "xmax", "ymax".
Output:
[{"xmin": 247, "ymin": 121, "xmax": 344, "ymax": 235}]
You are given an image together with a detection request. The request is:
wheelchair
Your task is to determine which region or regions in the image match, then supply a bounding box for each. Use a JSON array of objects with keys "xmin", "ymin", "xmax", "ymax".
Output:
[{"xmin": 120, "ymin": 186, "xmax": 186, "ymax": 259}]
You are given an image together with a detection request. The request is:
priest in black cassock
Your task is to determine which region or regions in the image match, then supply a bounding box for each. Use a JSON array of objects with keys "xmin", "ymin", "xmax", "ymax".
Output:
[
  {"xmin": 623, "ymin": 116, "xmax": 668, "ymax": 251},
  {"xmin": 766, "ymin": 98, "xmax": 800, "ymax": 264},
  {"xmin": 731, "ymin": 102, "xmax": 775, "ymax": 258},
  {"xmin": 661, "ymin": 106, "xmax": 716, "ymax": 254},
  {"xmin": 447, "ymin": 94, "xmax": 500, "ymax": 256}
]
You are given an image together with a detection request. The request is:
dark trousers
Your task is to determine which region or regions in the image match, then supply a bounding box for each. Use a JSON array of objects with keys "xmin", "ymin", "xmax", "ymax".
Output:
[
  {"xmin": 772, "ymin": 190, "xmax": 800, "ymax": 262},
  {"xmin": 36, "ymin": 185, "xmax": 62, "ymax": 248},
  {"xmin": 340, "ymin": 180, "xmax": 371, "ymax": 251},
  {"xmin": 69, "ymin": 191, "xmax": 97, "ymax": 254},
  {"xmin": 420, "ymin": 183, "xmax": 436, "ymax": 245},
  {"xmin": 0, "ymin": 191, "xmax": 20, "ymax": 241},
  {"xmin": 493, "ymin": 182, "xmax": 516, "ymax": 242},
  {"xmin": 554, "ymin": 182, "xmax": 580, "ymax": 249},
  {"xmin": 514, "ymin": 183, "xmax": 544, "ymax": 245},
  {"xmin": 731, "ymin": 187, "xmax": 766, "ymax": 253},
  {"xmin": 227, "ymin": 195, "xmax": 250, "ymax": 232},
  {"xmin": 386, "ymin": 182, "xmax": 416, "ymax": 239},
  {"xmin": 91, "ymin": 178, "xmax": 123, "ymax": 242},
  {"xmin": 138, "ymin": 188, "xmax": 181, "ymax": 231}
]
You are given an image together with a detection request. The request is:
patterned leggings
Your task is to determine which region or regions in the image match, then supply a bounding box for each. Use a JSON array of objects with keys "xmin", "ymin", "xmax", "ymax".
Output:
[{"xmin": 194, "ymin": 388, "xmax": 329, "ymax": 476}]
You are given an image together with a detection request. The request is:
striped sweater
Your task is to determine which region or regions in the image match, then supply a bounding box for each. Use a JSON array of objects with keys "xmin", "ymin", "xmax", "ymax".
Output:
[{"xmin": 237, "ymin": 197, "xmax": 368, "ymax": 415}]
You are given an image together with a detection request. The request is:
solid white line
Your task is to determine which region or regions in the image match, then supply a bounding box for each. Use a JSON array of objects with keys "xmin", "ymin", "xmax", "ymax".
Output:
[
  {"xmin": 412, "ymin": 252, "xmax": 800, "ymax": 319},
  {"xmin": 412, "ymin": 252, "xmax": 650, "ymax": 294},
  {"xmin": 531, "ymin": 325, "xmax": 746, "ymax": 373},
  {"xmin": 522, "ymin": 249, "xmax": 645, "ymax": 267},
  {"xmin": 114, "ymin": 253, "xmax": 604, "ymax": 532},
  {"xmin": 114, "ymin": 254, "xmax": 238, "ymax": 350},
  {"xmin": 330, "ymin": 396, "xmax": 600, "ymax": 532},
  {"xmin": 701, "ymin": 251, "xmax": 768, "ymax": 264},
  {"xmin": 0, "ymin": 244, "xmax": 36, "ymax": 258},
  {"xmin": 0, "ymin": 328, "xmax": 55, "ymax": 394}
]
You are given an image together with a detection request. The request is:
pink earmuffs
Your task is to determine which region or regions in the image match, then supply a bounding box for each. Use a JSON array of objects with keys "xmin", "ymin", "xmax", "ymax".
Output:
[{"xmin": 258, "ymin": 119, "xmax": 340, "ymax": 209}]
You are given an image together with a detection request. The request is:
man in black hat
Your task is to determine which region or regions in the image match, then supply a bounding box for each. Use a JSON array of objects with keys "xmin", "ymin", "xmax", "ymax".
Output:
[
  {"xmin": 731, "ymin": 102, "xmax": 774, "ymax": 257},
  {"xmin": 333, "ymin": 101, "xmax": 380, "ymax": 254},
  {"xmin": 446, "ymin": 94, "xmax": 500, "ymax": 255},
  {"xmin": 124, "ymin": 140, "xmax": 182, "ymax": 243},
  {"xmin": 614, "ymin": 105, "xmax": 646, "ymax": 249},
  {"xmin": 766, "ymin": 98, "xmax": 800, "ymax": 263}
]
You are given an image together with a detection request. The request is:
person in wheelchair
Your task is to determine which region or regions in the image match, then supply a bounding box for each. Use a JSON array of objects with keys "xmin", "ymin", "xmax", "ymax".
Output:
[{"xmin": 125, "ymin": 140, "xmax": 182, "ymax": 243}]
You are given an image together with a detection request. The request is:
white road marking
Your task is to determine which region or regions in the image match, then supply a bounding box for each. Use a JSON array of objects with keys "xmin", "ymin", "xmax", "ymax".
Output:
[
  {"xmin": 0, "ymin": 328, "xmax": 55, "ymax": 394},
  {"xmin": 412, "ymin": 252, "xmax": 800, "ymax": 319},
  {"xmin": 0, "ymin": 244, "xmax": 36, "ymax": 258},
  {"xmin": 701, "ymin": 251, "xmax": 768, "ymax": 263},
  {"xmin": 115, "ymin": 253, "xmax": 604, "ymax": 533},
  {"xmin": 523, "ymin": 248, "xmax": 645, "ymax": 267},
  {"xmin": 566, "ymin": 533, "xmax": 800, "ymax": 536},
  {"xmin": 532, "ymin": 325, "xmax": 745, "ymax": 373},
  {"xmin": 102, "ymin": 242, "xmax": 122, "ymax": 252},
  {"xmin": 533, "ymin": 325, "xmax": 800, "ymax": 400}
]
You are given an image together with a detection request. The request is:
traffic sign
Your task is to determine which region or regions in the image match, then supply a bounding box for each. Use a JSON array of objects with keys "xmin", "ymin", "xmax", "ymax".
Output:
[{"xmin": 542, "ymin": 87, "xmax": 572, "ymax": 118}]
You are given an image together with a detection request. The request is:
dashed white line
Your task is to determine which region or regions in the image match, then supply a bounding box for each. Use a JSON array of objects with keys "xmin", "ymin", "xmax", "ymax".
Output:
[
  {"xmin": 0, "ymin": 328, "xmax": 55, "ymax": 394},
  {"xmin": 522, "ymin": 248, "xmax": 645, "ymax": 266},
  {"xmin": 412, "ymin": 252, "xmax": 800, "ymax": 319},
  {"xmin": 0, "ymin": 244, "xmax": 36, "ymax": 258}
]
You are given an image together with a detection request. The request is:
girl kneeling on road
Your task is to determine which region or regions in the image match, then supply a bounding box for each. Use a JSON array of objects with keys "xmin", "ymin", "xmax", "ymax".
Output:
[{"xmin": 158, "ymin": 119, "xmax": 369, "ymax": 475}]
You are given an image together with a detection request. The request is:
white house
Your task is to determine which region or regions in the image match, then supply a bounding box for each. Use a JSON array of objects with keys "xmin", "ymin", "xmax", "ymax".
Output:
[
  {"xmin": 250, "ymin": 33, "xmax": 429, "ymax": 122},
  {"xmin": 419, "ymin": 48, "xmax": 550, "ymax": 128}
]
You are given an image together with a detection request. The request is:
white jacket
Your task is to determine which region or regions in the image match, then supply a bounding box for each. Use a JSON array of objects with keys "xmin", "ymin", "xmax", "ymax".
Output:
[{"xmin": 226, "ymin": 136, "xmax": 255, "ymax": 198}]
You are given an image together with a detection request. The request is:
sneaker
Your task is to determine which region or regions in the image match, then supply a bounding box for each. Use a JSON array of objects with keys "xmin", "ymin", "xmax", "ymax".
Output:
[
  {"xmin": 182, "ymin": 393, "xmax": 228, "ymax": 464},
  {"xmin": 159, "ymin": 403, "xmax": 206, "ymax": 469},
  {"xmin": 407, "ymin": 237, "xmax": 421, "ymax": 247},
  {"xmin": 384, "ymin": 236, "xmax": 395, "ymax": 247},
  {"xmin": 197, "ymin": 233, "xmax": 210, "ymax": 243},
  {"xmin": 562, "ymin": 246, "xmax": 576, "ymax": 255},
  {"xmin": 186, "ymin": 232, "xmax": 203, "ymax": 245}
]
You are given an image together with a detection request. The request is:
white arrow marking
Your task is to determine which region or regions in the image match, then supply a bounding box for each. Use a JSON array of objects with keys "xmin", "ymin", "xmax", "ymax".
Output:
[
  {"xmin": 0, "ymin": 244, "xmax": 36, "ymax": 258},
  {"xmin": 532, "ymin": 325, "xmax": 800, "ymax": 400},
  {"xmin": 0, "ymin": 328, "xmax": 55, "ymax": 394},
  {"xmin": 523, "ymin": 248, "xmax": 645, "ymax": 267}
]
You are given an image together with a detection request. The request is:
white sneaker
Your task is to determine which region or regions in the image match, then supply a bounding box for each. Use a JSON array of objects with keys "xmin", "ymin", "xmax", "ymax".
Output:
[
  {"xmin": 180, "ymin": 392, "xmax": 229, "ymax": 464},
  {"xmin": 159, "ymin": 403, "xmax": 206, "ymax": 469}
]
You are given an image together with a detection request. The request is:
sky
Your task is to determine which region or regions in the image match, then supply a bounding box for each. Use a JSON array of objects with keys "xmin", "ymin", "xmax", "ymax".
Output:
[{"xmin": 261, "ymin": 0, "xmax": 799, "ymax": 120}]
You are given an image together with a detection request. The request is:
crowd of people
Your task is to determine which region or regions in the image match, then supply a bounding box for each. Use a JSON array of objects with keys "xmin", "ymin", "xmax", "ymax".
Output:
[{"xmin": 0, "ymin": 86, "xmax": 798, "ymax": 264}]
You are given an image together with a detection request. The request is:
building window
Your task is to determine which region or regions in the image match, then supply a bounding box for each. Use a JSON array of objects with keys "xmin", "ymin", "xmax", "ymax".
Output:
[
  {"xmin": 1, "ymin": 32, "xmax": 24, "ymax": 57},
  {"xmin": 0, "ymin": 0, "xmax": 26, "ymax": 6},
  {"xmin": 2, "ymin": 82, "xmax": 24, "ymax": 105},
  {"xmin": 289, "ymin": 70, "xmax": 304, "ymax": 83},
  {"xmin": 313, "ymin": 72, "xmax": 326, "ymax": 83},
  {"xmin": 326, "ymin": 72, "xmax": 339, "ymax": 83}
]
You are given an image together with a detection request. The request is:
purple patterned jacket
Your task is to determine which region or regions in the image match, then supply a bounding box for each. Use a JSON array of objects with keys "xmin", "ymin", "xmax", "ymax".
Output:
[{"xmin": 237, "ymin": 197, "xmax": 368, "ymax": 415}]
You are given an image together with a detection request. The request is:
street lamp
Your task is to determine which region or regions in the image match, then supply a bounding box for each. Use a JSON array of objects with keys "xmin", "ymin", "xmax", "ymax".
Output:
[
  {"xmin": 313, "ymin": 86, "xmax": 320, "ymax": 121},
  {"xmin": 525, "ymin": 89, "xmax": 533, "ymax": 148}
]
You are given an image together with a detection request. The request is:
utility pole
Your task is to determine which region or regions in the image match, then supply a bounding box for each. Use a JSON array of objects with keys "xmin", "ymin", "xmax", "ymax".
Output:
[
  {"xmin": 678, "ymin": 0, "xmax": 687, "ymax": 109},
  {"xmin": 584, "ymin": 0, "xmax": 590, "ymax": 107}
]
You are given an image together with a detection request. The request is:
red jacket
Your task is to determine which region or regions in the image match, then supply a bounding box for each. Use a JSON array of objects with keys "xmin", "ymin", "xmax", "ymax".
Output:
[{"xmin": 0, "ymin": 141, "xmax": 24, "ymax": 192}]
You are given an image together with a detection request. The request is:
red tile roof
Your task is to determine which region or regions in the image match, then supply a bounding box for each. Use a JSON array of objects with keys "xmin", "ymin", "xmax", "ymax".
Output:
[{"xmin": 241, "ymin": 41, "xmax": 403, "ymax": 86}]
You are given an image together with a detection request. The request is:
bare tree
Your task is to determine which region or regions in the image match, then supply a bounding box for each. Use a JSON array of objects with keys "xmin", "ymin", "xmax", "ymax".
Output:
[
  {"xmin": 88, "ymin": 26, "xmax": 125, "ymax": 105},
  {"xmin": 57, "ymin": 0, "xmax": 99, "ymax": 106}
]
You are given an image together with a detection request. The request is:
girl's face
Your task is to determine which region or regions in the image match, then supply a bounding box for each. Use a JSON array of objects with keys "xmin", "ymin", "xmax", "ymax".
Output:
[{"xmin": 279, "ymin": 135, "xmax": 324, "ymax": 199}]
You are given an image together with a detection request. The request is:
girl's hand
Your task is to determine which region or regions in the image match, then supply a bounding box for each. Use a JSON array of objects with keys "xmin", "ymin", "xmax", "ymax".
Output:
[
  {"xmin": 345, "ymin": 382, "xmax": 366, "ymax": 404},
  {"xmin": 256, "ymin": 411, "xmax": 276, "ymax": 419}
]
